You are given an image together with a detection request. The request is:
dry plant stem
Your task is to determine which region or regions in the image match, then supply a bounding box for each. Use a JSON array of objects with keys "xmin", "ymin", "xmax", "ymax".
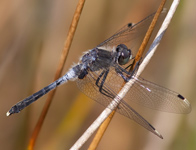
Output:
[
  {"xmin": 134, "ymin": 0, "xmax": 166, "ymax": 64},
  {"xmin": 88, "ymin": 0, "xmax": 166, "ymax": 149},
  {"xmin": 137, "ymin": 0, "xmax": 180, "ymax": 76},
  {"xmin": 70, "ymin": 0, "xmax": 180, "ymax": 149},
  {"xmin": 88, "ymin": 109, "xmax": 117, "ymax": 150},
  {"xmin": 27, "ymin": 0, "xmax": 86, "ymax": 150}
]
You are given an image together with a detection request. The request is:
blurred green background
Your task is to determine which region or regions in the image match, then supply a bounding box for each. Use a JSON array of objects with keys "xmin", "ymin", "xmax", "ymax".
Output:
[{"xmin": 0, "ymin": 0, "xmax": 196, "ymax": 150}]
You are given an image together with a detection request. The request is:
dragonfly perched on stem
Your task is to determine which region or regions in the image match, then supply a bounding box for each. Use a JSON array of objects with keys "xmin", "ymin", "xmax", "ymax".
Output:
[{"xmin": 6, "ymin": 12, "xmax": 191, "ymax": 138}]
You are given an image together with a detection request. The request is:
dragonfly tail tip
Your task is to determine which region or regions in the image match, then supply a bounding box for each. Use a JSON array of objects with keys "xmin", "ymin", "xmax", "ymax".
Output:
[{"xmin": 6, "ymin": 111, "xmax": 11, "ymax": 116}]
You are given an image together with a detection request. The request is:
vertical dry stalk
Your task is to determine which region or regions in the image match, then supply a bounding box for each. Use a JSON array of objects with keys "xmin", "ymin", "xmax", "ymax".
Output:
[
  {"xmin": 27, "ymin": 0, "xmax": 86, "ymax": 149},
  {"xmin": 88, "ymin": 0, "xmax": 166, "ymax": 149}
]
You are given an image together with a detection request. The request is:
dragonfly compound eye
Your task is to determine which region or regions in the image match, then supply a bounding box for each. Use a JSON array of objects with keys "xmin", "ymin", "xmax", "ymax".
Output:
[{"xmin": 116, "ymin": 44, "xmax": 132, "ymax": 65}]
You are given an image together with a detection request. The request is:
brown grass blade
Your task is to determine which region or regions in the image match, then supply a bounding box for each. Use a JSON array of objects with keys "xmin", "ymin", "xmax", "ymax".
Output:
[{"xmin": 27, "ymin": 0, "xmax": 86, "ymax": 149}]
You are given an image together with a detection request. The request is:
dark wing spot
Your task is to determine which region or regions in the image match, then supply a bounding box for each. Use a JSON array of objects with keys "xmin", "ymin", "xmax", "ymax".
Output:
[
  {"xmin": 178, "ymin": 94, "xmax": 185, "ymax": 100},
  {"xmin": 128, "ymin": 23, "xmax": 132, "ymax": 27}
]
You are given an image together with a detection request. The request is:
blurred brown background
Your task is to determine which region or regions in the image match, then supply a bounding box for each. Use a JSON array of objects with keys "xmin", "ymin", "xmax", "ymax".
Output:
[{"xmin": 0, "ymin": 0, "xmax": 196, "ymax": 150}]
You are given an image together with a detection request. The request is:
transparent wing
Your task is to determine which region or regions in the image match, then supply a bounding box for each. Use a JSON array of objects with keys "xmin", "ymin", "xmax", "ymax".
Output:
[
  {"xmin": 97, "ymin": 13, "xmax": 155, "ymax": 56},
  {"xmin": 76, "ymin": 68, "xmax": 162, "ymax": 137},
  {"xmin": 77, "ymin": 66, "xmax": 191, "ymax": 114},
  {"xmin": 97, "ymin": 12, "xmax": 166, "ymax": 57},
  {"xmin": 76, "ymin": 68, "xmax": 125, "ymax": 108},
  {"xmin": 125, "ymin": 76, "xmax": 191, "ymax": 114}
]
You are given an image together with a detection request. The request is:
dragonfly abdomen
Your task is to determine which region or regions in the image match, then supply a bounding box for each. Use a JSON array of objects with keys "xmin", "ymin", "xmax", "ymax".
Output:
[{"xmin": 6, "ymin": 73, "xmax": 71, "ymax": 116}]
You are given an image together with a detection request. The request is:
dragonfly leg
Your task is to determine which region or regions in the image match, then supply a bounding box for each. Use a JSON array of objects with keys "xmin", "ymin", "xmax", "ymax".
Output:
[
  {"xmin": 99, "ymin": 70, "xmax": 109, "ymax": 92},
  {"xmin": 95, "ymin": 70, "xmax": 114, "ymax": 98},
  {"xmin": 95, "ymin": 70, "xmax": 105, "ymax": 86},
  {"xmin": 115, "ymin": 66, "xmax": 130, "ymax": 82}
]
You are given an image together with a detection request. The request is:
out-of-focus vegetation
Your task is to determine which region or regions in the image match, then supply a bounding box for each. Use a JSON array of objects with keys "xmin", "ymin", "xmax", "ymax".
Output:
[{"xmin": 0, "ymin": 0, "xmax": 195, "ymax": 150}]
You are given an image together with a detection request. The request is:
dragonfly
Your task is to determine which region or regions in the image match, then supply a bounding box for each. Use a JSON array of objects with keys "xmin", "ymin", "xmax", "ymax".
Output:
[{"xmin": 6, "ymin": 12, "xmax": 191, "ymax": 139}]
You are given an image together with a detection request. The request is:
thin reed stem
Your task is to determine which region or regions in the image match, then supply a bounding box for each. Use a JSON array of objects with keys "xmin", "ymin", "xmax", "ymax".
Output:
[{"xmin": 27, "ymin": 0, "xmax": 86, "ymax": 149}]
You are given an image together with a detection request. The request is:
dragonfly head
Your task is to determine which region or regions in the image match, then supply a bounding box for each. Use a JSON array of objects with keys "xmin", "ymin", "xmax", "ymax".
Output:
[{"xmin": 116, "ymin": 44, "xmax": 132, "ymax": 65}]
